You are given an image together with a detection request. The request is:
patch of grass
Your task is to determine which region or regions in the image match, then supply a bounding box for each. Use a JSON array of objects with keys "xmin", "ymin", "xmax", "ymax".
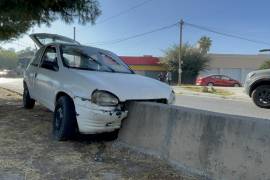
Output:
[{"xmin": 182, "ymin": 86, "xmax": 234, "ymax": 96}]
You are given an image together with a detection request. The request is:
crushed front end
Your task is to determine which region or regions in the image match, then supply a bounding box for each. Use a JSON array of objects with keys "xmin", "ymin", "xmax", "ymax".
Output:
[{"xmin": 74, "ymin": 97, "xmax": 128, "ymax": 134}]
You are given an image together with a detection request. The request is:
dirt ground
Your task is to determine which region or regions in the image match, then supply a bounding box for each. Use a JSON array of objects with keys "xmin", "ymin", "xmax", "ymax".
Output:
[{"xmin": 0, "ymin": 88, "xmax": 197, "ymax": 180}]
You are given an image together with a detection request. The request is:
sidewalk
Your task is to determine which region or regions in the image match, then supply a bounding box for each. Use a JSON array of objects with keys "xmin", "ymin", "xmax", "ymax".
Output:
[{"xmin": 172, "ymin": 85, "xmax": 250, "ymax": 101}]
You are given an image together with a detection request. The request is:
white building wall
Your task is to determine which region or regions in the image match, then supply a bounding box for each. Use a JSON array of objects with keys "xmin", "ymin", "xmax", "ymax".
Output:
[
  {"xmin": 198, "ymin": 53, "xmax": 269, "ymax": 85},
  {"xmin": 200, "ymin": 68, "xmax": 256, "ymax": 84}
]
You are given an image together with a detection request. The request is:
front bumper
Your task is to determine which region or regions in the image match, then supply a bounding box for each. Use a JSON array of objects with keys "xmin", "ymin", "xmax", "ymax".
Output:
[{"xmin": 74, "ymin": 97, "xmax": 128, "ymax": 134}]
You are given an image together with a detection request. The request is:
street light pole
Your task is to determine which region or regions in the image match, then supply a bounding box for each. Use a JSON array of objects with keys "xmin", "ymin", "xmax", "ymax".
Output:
[
  {"xmin": 73, "ymin": 26, "xmax": 76, "ymax": 41},
  {"xmin": 178, "ymin": 19, "xmax": 184, "ymax": 85}
]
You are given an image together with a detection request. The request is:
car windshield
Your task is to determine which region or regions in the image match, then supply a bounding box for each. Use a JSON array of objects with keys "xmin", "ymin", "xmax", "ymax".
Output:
[{"xmin": 61, "ymin": 45, "xmax": 133, "ymax": 74}]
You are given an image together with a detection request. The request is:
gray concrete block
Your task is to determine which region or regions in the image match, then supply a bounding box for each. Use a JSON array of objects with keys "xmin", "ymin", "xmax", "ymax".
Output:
[{"xmin": 118, "ymin": 102, "xmax": 270, "ymax": 179}]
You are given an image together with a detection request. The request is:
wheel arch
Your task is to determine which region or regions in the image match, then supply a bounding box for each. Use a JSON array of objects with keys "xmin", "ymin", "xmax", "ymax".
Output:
[
  {"xmin": 249, "ymin": 79, "xmax": 270, "ymax": 96},
  {"xmin": 23, "ymin": 80, "xmax": 28, "ymax": 88},
  {"xmin": 55, "ymin": 91, "xmax": 74, "ymax": 106}
]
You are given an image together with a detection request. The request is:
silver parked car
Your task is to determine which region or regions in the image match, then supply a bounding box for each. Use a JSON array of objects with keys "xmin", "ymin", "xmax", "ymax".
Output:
[{"xmin": 245, "ymin": 69, "xmax": 270, "ymax": 108}]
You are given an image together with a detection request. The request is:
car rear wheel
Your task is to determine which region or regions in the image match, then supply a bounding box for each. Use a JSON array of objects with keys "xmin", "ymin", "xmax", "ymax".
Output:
[
  {"xmin": 207, "ymin": 82, "xmax": 214, "ymax": 86},
  {"xmin": 23, "ymin": 84, "xmax": 35, "ymax": 109},
  {"xmin": 233, "ymin": 83, "xmax": 240, "ymax": 87},
  {"xmin": 53, "ymin": 96, "xmax": 77, "ymax": 141},
  {"xmin": 252, "ymin": 85, "xmax": 270, "ymax": 108}
]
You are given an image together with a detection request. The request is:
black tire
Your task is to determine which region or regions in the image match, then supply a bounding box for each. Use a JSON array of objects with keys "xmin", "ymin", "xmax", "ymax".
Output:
[
  {"xmin": 23, "ymin": 84, "xmax": 35, "ymax": 109},
  {"xmin": 207, "ymin": 82, "xmax": 214, "ymax": 86},
  {"xmin": 104, "ymin": 129, "xmax": 119, "ymax": 141},
  {"xmin": 53, "ymin": 96, "xmax": 78, "ymax": 141},
  {"xmin": 252, "ymin": 85, "xmax": 270, "ymax": 108},
  {"xmin": 233, "ymin": 83, "xmax": 240, "ymax": 87}
]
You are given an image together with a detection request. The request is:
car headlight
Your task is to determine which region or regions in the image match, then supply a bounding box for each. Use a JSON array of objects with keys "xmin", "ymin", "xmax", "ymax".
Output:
[
  {"xmin": 91, "ymin": 90, "xmax": 119, "ymax": 106},
  {"xmin": 168, "ymin": 91, "xmax": 175, "ymax": 104}
]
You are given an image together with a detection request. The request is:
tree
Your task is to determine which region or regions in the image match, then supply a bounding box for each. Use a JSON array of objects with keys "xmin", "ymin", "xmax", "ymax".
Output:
[
  {"xmin": 17, "ymin": 47, "xmax": 36, "ymax": 59},
  {"xmin": 161, "ymin": 44, "xmax": 210, "ymax": 84},
  {"xmin": 198, "ymin": 36, "xmax": 212, "ymax": 54},
  {"xmin": 0, "ymin": 0, "xmax": 101, "ymax": 41},
  {"xmin": 0, "ymin": 49, "xmax": 18, "ymax": 69},
  {"xmin": 259, "ymin": 60, "xmax": 270, "ymax": 70}
]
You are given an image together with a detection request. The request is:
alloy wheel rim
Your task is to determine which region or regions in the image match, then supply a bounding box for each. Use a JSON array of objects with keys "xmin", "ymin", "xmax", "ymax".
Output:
[{"xmin": 258, "ymin": 89, "xmax": 270, "ymax": 105}]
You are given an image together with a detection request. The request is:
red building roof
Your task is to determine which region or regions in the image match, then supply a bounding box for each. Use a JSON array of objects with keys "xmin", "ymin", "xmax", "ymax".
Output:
[{"xmin": 120, "ymin": 56, "xmax": 161, "ymax": 65}]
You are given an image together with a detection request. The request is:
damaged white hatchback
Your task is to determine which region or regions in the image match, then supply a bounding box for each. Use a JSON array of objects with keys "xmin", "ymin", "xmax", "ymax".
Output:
[{"xmin": 23, "ymin": 33, "xmax": 175, "ymax": 140}]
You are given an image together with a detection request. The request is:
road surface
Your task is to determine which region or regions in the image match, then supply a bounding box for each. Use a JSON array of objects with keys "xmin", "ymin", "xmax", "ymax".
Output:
[
  {"xmin": 175, "ymin": 95, "xmax": 270, "ymax": 119},
  {"xmin": 0, "ymin": 78, "xmax": 269, "ymax": 119}
]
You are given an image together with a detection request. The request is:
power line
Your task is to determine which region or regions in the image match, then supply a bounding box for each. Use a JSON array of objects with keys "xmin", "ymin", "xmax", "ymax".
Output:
[
  {"xmin": 184, "ymin": 21, "xmax": 270, "ymax": 46},
  {"xmin": 89, "ymin": 22, "xmax": 178, "ymax": 46},
  {"xmin": 97, "ymin": 0, "xmax": 154, "ymax": 24}
]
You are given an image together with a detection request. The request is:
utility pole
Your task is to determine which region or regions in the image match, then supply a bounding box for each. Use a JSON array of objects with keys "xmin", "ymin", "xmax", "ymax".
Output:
[
  {"xmin": 73, "ymin": 26, "xmax": 76, "ymax": 40},
  {"xmin": 178, "ymin": 19, "xmax": 184, "ymax": 85}
]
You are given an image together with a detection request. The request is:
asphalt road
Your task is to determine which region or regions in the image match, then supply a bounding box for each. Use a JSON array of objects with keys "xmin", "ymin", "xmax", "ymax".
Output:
[
  {"xmin": 0, "ymin": 78, "xmax": 269, "ymax": 120},
  {"xmin": 175, "ymin": 95, "xmax": 270, "ymax": 119}
]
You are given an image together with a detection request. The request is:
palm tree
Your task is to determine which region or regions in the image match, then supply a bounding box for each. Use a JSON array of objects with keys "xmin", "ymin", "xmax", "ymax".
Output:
[{"xmin": 198, "ymin": 36, "xmax": 212, "ymax": 54}]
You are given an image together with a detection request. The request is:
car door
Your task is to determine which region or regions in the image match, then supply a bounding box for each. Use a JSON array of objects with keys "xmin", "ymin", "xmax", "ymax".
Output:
[
  {"xmin": 35, "ymin": 46, "xmax": 60, "ymax": 110},
  {"xmin": 211, "ymin": 75, "xmax": 222, "ymax": 86},
  {"xmin": 25, "ymin": 47, "xmax": 44, "ymax": 99},
  {"xmin": 221, "ymin": 76, "xmax": 231, "ymax": 86}
]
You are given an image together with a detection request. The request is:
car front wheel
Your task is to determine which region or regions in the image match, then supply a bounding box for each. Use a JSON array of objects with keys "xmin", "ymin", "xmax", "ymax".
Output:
[
  {"xmin": 23, "ymin": 84, "xmax": 35, "ymax": 109},
  {"xmin": 252, "ymin": 85, "xmax": 270, "ymax": 108},
  {"xmin": 53, "ymin": 96, "xmax": 77, "ymax": 141},
  {"xmin": 104, "ymin": 130, "xmax": 119, "ymax": 141}
]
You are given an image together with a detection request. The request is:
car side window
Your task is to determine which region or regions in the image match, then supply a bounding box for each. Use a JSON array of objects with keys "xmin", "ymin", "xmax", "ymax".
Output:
[
  {"xmin": 30, "ymin": 49, "xmax": 43, "ymax": 67},
  {"xmin": 221, "ymin": 76, "xmax": 230, "ymax": 80},
  {"xmin": 40, "ymin": 46, "xmax": 59, "ymax": 71},
  {"xmin": 212, "ymin": 75, "xmax": 220, "ymax": 79}
]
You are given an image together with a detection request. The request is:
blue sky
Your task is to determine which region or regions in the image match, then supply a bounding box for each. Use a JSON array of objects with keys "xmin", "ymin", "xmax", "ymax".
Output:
[{"xmin": 2, "ymin": 0, "xmax": 270, "ymax": 56}]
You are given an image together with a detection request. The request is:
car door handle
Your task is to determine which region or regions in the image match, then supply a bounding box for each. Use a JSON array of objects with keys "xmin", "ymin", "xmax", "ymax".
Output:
[{"xmin": 34, "ymin": 72, "xmax": 37, "ymax": 78}]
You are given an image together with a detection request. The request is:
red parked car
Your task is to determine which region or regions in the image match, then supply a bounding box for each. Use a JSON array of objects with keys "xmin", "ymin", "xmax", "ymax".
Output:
[{"xmin": 196, "ymin": 75, "xmax": 241, "ymax": 87}]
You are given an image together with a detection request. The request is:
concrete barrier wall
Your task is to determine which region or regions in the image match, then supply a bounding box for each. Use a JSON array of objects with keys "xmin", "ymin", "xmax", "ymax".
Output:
[{"xmin": 118, "ymin": 102, "xmax": 270, "ymax": 180}]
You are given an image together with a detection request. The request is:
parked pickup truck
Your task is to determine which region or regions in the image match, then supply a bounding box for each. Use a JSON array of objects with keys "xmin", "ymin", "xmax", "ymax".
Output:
[
  {"xmin": 245, "ymin": 69, "xmax": 270, "ymax": 108},
  {"xmin": 23, "ymin": 33, "xmax": 175, "ymax": 140}
]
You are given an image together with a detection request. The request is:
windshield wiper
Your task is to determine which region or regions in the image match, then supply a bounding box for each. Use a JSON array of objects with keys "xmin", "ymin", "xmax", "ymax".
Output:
[{"xmin": 69, "ymin": 66, "xmax": 95, "ymax": 71}]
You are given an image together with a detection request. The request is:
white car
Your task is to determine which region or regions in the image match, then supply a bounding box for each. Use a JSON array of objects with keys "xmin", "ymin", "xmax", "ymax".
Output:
[{"xmin": 23, "ymin": 33, "xmax": 175, "ymax": 140}]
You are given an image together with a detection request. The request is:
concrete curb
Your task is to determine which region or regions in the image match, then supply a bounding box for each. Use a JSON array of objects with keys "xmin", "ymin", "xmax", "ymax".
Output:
[{"xmin": 118, "ymin": 102, "xmax": 270, "ymax": 179}]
